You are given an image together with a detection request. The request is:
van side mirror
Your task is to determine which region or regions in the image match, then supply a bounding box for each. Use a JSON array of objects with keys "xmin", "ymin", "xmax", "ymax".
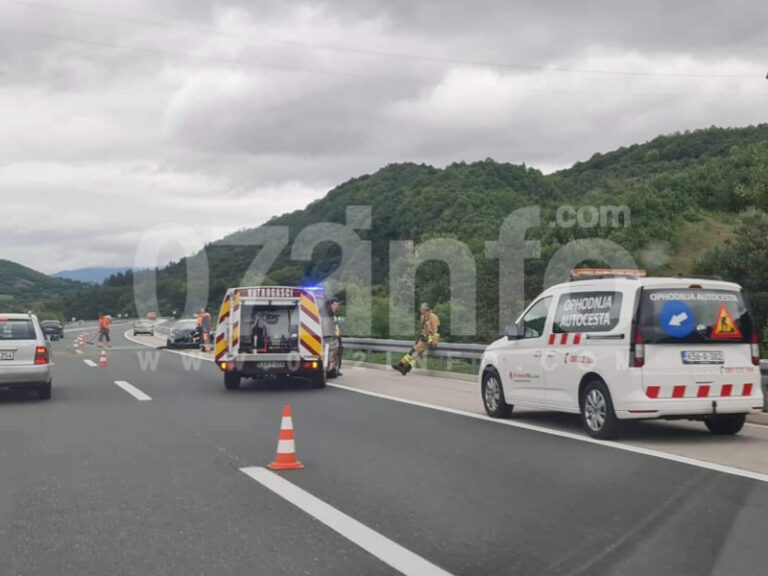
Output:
[{"xmin": 504, "ymin": 323, "xmax": 523, "ymax": 340}]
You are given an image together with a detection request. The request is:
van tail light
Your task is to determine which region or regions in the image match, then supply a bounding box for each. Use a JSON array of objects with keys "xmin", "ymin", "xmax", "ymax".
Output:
[
  {"xmin": 34, "ymin": 346, "xmax": 49, "ymax": 365},
  {"xmin": 751, "ymin": 330, "xmax": 760, "ymax": 367},
  {"xmin": 632, "ymin": 329, "xmax": 645, "ymax": 368}
]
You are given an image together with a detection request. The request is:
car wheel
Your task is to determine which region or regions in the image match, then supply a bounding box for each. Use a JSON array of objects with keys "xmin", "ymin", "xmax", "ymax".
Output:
[
  {"xmin": 482, "ymin": 368, "xmax": 512, "ymax": 418},
  {"xmin": 224, "ymin": 372, "xmax": 241, "ymax": 390},
  {"xmin": 580, "ymin": 380, "xmax": 618, "ymax": 440},
  {"xmin": 705, "ymin": 414, "xmax": 746, "ymax": 435},
  {"xmin": 38, "ymin": 381, "xmax": 52, "ymax": 400}
]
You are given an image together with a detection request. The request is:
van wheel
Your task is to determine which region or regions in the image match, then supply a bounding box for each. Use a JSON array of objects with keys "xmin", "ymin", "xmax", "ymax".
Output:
[
  {"xmin": 580, "ymin": 380, "xmax": 618, "ymax": 440},
  {"xmin": 37, "ymin": 381, "xmax": 52, "ymax": 400},
  {"xmin": 482, "ymin": 369, "xmax": 512, "ymax": 418},
  {"xmin": 705, "ymin": 414, "xmax": 746, "ymax": 435},
  {"xmin": 224, "ymin": 372, "xmax": 241, "ymax": 390}
]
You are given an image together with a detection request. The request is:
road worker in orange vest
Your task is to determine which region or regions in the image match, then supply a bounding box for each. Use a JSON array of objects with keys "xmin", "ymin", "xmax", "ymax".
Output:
[
  {"xmin": 97, "ymin": 312, "xmax": 112, "ymax": 349},
  {"xmin": 198, "ymin": 308, "xmax": 212, "ymax": 352}
]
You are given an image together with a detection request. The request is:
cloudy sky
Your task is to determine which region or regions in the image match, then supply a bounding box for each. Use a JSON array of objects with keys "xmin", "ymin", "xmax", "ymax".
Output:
[{"xmin": 1, "ymin": 0, "xmax": 766, "ymax": 273}]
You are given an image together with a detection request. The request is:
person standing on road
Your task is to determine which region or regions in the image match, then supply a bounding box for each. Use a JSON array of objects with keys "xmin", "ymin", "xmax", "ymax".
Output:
[
  {"xmin": 97, "ymin": 312, "xmax": 112, "ymax": 349},
  {"xmin": 330, "ymin": 298, "xmax": 343, "ymax": 376},
  {"xmin": 393, "ymin": 302, "xmax": 440, "ymax": 375},
  {"xmin": 198, "ymin": 308, "xmax": 212, "ymax": 351}
]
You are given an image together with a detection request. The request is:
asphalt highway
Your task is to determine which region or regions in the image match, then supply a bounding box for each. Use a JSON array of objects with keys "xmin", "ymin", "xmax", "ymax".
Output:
[{"xmin": 1, "ymin": 328, "xmax": 767, "ymax": 575}]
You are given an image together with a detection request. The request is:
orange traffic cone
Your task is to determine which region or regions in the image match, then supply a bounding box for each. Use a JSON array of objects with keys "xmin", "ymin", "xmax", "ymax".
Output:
[
  {"xmin": 98, "ymin": 349, "xmax": 108, "ymax": 367},
  {"xmin": 267, "ymin": 405, "xmax": 304, "ymax": 470}
]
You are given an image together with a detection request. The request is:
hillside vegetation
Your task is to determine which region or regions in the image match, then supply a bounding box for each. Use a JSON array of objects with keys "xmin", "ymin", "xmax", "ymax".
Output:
[
  {"xmin": 0, "ymin": 259, "xmax": 83, "ymax": 320},
  {"xmin": 38, "ymin": 124, "xmax": 768, "ymax": 341}
]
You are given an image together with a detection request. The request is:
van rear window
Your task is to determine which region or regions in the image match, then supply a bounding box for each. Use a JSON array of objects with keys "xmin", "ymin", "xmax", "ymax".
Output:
[
  {"xmin": 638, "ymin": 289, "xmax": 753, "ymax": 344},
  {"xmin": 553, "ymin": 292, "xmax": 623, "ymax": 333}
]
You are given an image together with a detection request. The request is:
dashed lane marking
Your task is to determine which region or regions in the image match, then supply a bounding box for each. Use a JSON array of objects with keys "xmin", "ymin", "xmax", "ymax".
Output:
[{"xmin": 114, "ymin": 380, "xmax": 152, "ymax": 402}]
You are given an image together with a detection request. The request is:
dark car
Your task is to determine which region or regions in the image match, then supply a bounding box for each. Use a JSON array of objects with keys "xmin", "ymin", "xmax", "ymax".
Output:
[
  {"xmin": 40, "ymin": 320, "xmax": 64, "ymax": 341},
  {"xmin": 166, "ymin": 319, "xmax": 199, "ymax": 348}
]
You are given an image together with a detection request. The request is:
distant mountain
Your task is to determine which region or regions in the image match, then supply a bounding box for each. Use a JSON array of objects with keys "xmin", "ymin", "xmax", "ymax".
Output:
[
  {"xmin": 54, "ymin": 267, "xmax": 134, "ymax": 284},
  {"xmin": 0, "ymin": 259, "xmax": 83, "ymax": 315}
]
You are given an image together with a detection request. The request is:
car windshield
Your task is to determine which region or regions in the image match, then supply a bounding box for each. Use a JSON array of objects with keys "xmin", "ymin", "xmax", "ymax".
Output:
[
  {"xmin": 0, "ymin": 319, "xmax": 36, "ymax": 340},
  {"xmin": 176, "ymin": 321, "xmax": 197, "ymax": 329}
]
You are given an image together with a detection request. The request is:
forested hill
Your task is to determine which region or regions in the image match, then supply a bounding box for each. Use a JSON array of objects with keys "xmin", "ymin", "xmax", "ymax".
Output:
[
  {"xmin": 58, "ymin": 123, "xmax": 768, "ymax": 341},
  {"xmin": 0, "ymin": 259, "xmax": 83, "ymax": 318}
]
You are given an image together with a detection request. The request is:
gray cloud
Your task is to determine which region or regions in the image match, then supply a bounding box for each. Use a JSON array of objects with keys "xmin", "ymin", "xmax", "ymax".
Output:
[{"xmin": 0, "ymin": 0, "xmax": 766, "ymax": 273}]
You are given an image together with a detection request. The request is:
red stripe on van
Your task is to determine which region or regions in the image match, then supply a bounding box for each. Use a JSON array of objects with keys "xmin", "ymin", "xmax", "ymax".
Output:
[
  {"xmin": 672, "ymin": 385, "xmax": 686, "ymax": 398},
  {"xmin": 721, "ymin": 384, "xmax": 733, "ymax": 397},
  {"xmin": 548, "ymin": 334, "xmax": 556, "ymax": 345},
  {"xmin": 697, "ymin": 385, "xmax": 710, "ymax": 398},
  {"xmin": 646, "ymin": 386, "xmax": 660, "ymax": 398},
  {"xmin": 560, "ymin": 333, "xmax": 568, "ymax": 345},
  {"xmin": 743, "ymin": 383, "xmax": 753, "ymax": 396},
  {"xmin": 573, "ymin": 333, "xmax": 581, "ymax": 345}
]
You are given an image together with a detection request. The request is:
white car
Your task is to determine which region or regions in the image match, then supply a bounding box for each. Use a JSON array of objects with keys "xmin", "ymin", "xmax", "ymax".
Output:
[
  {"xmin": 479, "ymin": 269, "xmax": 764, "ymax": 439},
  {"xmin": 0, "ymin": 313, "xmax": 53, "ymax": 399}
]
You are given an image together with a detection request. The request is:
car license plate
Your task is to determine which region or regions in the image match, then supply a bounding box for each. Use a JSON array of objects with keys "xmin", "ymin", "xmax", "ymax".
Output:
[
  {"xmin": 260, "ymin": 361, "xmax": 286, "ymax": 369},
  {"xmin": 681, "ymin": 350, "xmax": 724, "ymax": 365},
  {"xmin": 0, "ymin": 351, "xmax": 14, "ymax": 361}
]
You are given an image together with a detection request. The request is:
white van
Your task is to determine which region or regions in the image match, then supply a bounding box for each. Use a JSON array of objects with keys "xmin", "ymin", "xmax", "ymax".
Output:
[
  {"xmin": 479, "ymin": 269, "xmax": 764, "ymax": 439},
  {"xmin": 213, "ymin": 286, "xmax": 340, "ymax": 390}
]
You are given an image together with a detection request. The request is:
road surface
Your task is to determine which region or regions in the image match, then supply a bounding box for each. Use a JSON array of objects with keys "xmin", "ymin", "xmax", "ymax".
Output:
[{"xmin": 1, "ymin": 327, "xmax": 766, "ymax": 575}]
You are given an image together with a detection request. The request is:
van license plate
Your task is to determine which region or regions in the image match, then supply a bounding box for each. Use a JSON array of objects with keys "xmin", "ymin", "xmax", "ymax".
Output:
[
  {"xmin": 260, "ymin": 361, "xmax": 286, "ymax": 369},
  {"xmin": 0, "ymin": 351, "xmax": 14, "ymax": 361},
  {"xmin": 681, "ymin": 351, "xmax": 724, "ymax": 365}
]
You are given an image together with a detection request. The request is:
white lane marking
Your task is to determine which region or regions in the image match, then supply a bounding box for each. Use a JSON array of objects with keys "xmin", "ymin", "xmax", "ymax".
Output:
[
  {"xmin": 241, "ymin": 467, "xmax": 454, "ymax": 576},
  {"xmin": 125, "ymin": 330, "xmax": 768, "ymax": 484},
  {"xmin": 327, "ymin": 383, "xmax": 768, "ymax": 485},
  {"xmin": 114, "ymin": 380, "xmax": 152, "ymax": 402},
  {"xmin": 75, "ymin": 349, "xmax": 83, "ymax": 355},
  {"xmin": 83, "ymin": 359, "xmax": 97, "ymax": 367}
]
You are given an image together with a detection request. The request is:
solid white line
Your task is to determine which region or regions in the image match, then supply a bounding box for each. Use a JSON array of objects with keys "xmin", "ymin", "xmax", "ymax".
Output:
[
  {"xmin": 327, "ymin": 383, "xmax": 768, "ymax": 484},
  {"xmin": 124, "ymin": 330, "xmax": 768, "ymax": 484},
  {"xmin": 241, "ymin": 466, "xmax": 454, "ymax": 576},
  {"xmin": 83, "ymin": 359, "xmax": 97, "ymax": 367},
  {"xmin": 114, "ymin": 380, "xmax": 152, "ymax": 401}
]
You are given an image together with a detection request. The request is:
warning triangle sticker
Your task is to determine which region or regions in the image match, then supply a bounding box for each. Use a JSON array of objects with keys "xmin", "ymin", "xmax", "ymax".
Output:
[{"xmin": 711, "ymin": 303, "xmax": 743, "ymax": 340}]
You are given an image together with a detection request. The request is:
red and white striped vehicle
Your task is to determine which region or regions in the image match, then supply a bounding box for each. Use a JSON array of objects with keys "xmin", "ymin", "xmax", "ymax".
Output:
[
  {"xmin": 214, "ymin": 286, "xmax": 340, "ymax": 391},
  {"xmin": 479, "ymin": 269, "xmax": 764, "ymax": 439}
]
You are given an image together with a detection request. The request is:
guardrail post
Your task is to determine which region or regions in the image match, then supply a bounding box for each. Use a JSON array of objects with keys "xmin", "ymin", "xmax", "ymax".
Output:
[{"xmin": 386, "ymin": 350, "xmax": 392, "ymax": 367}]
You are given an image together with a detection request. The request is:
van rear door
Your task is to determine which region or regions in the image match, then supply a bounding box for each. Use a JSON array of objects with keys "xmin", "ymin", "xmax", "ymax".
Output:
[{"xmin": 637, "ymin": 288, "xmax": 758, "ymax": 400}]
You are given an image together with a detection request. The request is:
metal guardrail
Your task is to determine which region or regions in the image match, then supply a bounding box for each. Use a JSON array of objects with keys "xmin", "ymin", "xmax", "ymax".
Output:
[
  {"xmin": 345, "ymin": 338, "xmax": 768, "ymax": 386},
  {"xmin": 344, "ymin": 337, "xmax": 487, "ymax": 372}
]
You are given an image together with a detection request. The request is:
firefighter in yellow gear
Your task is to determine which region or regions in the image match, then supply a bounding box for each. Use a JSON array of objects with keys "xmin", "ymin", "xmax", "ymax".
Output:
[{"xmin": 393, "ymin": 302, "xmax": 440, "ymax": 375}]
